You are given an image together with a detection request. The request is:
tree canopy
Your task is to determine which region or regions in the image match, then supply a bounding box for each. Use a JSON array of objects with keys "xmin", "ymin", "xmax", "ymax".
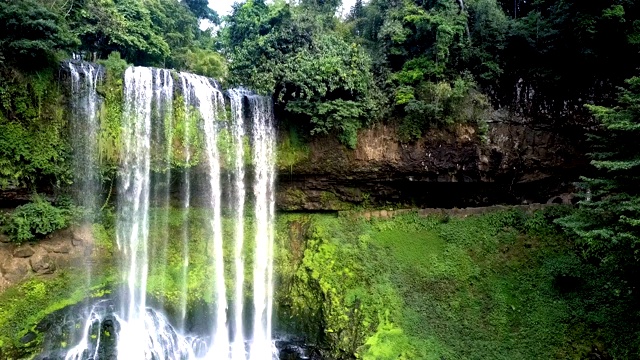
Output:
[
  {"xmin": 222, "ymin": 0, "xmax": 383, "ymax": 147},
  {"xmin": 0, "ymin": 0, "xmax": 77, "ymax": 68},
  {"xmin": 3, "ymin": 0, "xmax": 639, "ymax": 145},
  {"xmin": 0, "ymin": 0, "xmax": 223, "ymax": 73}
]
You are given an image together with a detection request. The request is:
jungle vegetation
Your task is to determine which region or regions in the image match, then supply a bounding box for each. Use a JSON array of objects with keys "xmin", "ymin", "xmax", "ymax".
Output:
[{"xmin": 2, "ymin": 0, "xmax": 640, "ymax": 358}]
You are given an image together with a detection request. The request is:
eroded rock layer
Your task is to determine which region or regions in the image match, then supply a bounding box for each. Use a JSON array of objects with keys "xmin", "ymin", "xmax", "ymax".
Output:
[{"xmin": 277, "ymin": 118, "xmax": 585, "ymax": 210}]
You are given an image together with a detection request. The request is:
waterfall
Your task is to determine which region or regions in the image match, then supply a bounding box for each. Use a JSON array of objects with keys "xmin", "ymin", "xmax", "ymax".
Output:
[
  {"xmin": 179, "ymin": 72, "xmax": 231, "ymax": 356},
  {"xmin": 228, "ymin": 88, "xmax": 248, "ymax": 360},
  {"xmin": 64, "ymin": 65, "xmax": 277, "ymax": 360},
  {"xmin": 64, "ymin": 300, "xmax": 115, "ymax": 360},
  {"xmin": 248, "ymin": 95, "xmax": 276, "ymax": 360},
  {"xmin": 117, "ymin": 66, "xmax": 154, "ymax": 358},
  {"xmin": 150, "ymin": 68, "xmax": 174, "ymax": 315},
  {"xmin": 67, "ymin": 60, "xmax": 103, "ymax": 215},
  {"xmin": 64, "ymin": 61, "xmax": 103, "ymax": 360},
  {"xmin": 177, "ymin": 73, "xmax": 193, "ymax": 332}
]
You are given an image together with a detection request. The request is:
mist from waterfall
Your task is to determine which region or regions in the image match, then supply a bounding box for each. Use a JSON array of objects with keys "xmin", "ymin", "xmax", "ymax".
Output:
[{"xmin": 63, "ymin": 65, "xmax": 277, "ymax": 360}]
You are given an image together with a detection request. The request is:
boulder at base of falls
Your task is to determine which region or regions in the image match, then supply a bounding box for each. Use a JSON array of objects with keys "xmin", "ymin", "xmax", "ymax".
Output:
[
  {"xmin": 40, "ymin": 238, "xmax": 72, "ymax": 254},
  {"xmin": 70, "ymin": 224, "xmax": 94, "ymax": 246}
]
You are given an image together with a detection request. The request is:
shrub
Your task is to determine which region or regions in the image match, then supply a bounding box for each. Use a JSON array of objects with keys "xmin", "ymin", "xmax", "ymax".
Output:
[{"xmin": 1, "ymin": 195, "xmax": 75, "ymax": 243}]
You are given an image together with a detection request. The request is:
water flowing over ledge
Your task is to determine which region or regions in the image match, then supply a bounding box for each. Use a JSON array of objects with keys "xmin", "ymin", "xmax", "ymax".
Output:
[{"xmin": 61, "ymin": 62, "xmax": 277, "ymax": 360}]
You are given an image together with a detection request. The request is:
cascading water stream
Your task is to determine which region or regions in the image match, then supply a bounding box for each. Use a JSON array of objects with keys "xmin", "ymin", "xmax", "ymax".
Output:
[
  {"xmin": 117, "ymin": 66, "xmax": 153, "ymax": 359},
  {"xmin": 62, "ymin": 64, "xmax": 277, "ymax": 360},
  {"xmin": 248, "ymin": 95, "xmax": 277, "ymax": 360},
  {"xmin": 149, "ymin": 68, "xmax": 174, "ymax": 320},
  {"xmin": 65, "ymin": 62, "xmax": 103, "ymax": 345},
  {"xmin": 67, "ymin": 61, "xmax": 102, "ymax": 215},
  {"xmin": 228, "ymin": 88, "xmax": 248, "ymax": 360},
  {"xmin": 64, "ymin": 300, "xmax": 115, "ymax": 360},
  {"xmin": 178, "ymin": 74, "xmax": 194, "ymax": 332},
  {"xmin": 179, "ymin": 72, "xmax": 231, "ymax": 357}
]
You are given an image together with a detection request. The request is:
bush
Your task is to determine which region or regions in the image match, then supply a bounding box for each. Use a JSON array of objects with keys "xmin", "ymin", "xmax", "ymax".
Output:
[{"xmin": 1, "ymin": 196, "xmax": 75, "ymax": 243}]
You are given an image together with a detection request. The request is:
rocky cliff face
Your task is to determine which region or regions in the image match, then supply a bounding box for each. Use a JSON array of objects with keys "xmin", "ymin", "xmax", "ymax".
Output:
[
  {"xmin": 277, "ymin": 112, "xmax": 586, "ymax": 210},
  {"xmin": 0, "ymin": 225, "xmax": 96, "ymax": 292}
]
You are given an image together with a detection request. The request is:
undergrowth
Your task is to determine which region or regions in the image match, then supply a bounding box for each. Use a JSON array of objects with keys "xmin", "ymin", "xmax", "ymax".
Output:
[
  {"xmin": 1, "ymin": 195, "xmax": 80, "ymax": 243},
  {"xmin": 3, "ymin": 205, "xmax": 630, "ymax": 359},
  {"xmin": 0, "ymin": 66, "xmax": 71, "ymax": 189}
]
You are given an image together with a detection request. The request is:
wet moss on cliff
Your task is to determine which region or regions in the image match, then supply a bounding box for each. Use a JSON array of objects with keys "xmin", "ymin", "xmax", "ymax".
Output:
[
  {"xmin": 276, "ymin": 127, "xmax": 309, "ymax": 171},
  {"xmin": 273, "ymin": 208, "xmax": 612, "ymax": 359},
  {"xmin": 0, "ymin": 66, "xmax": 72, "ymax": 190},
  {"xmin": 0, "ymin": 270, "xmax": 115, "ymax": 359}
]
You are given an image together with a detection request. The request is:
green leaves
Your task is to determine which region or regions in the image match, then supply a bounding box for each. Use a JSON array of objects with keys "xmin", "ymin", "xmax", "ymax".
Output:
[
  {"xmin": 1, "ymin": 195, "xmax": 76, "ymax": 243},
  {"xmin": 557, "ymin": 76, "xmax": 640, "ymax": 290},
  {"xmin": 0, "ymin": 68, "xmax": 71, "ymax": 189},
  {"xmin": 397, "ymin": 76, "xmax": 489, "ymax": 141},
  {"xmin": 223, "ymin": 0, "xmax": 380, "ymax": 147},
  {"xmin": 0, "ymin": 0, "xmax": 76, "ymax": 69},
  {"xmin": 69, "ymin": 0, "xmax": 172, "ymax": 64},
  {"xmin": 179, "ymin": 49, "xmax": 227, "ymax": 80},
  {"xmin": 63, "ymin": 0, "xmax": 218, "ymax": 70},
  {"xmin": 184, "ymin": 0, "xmax": 219, "ymax": 22}
]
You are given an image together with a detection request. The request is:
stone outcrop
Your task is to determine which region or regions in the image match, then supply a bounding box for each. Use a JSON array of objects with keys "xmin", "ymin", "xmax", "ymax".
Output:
[
  {"xmin": 0, "ymin": 225, "xmax": 95, "ymax": 292},
  {"xmin": 277, "ymin": 115, "xmax": 586, "ymax": 210}
]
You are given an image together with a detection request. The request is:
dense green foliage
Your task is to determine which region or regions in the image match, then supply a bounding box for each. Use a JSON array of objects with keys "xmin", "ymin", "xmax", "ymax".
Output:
[
  {"xmin": 1, "ymin": 0, "xmax": 639, "ymax": 154},
  {"xmin": 1, "ymin": 0, "xmax": 639, "ymax": 176},
  {"xmin": 0, "ymin": 0, "xmax": 225, "ymax": 71},
  {"xmin": 556, "ymin": 77, "xmax": 640, "ymax": 357},
  {"xmin": 490, "ymin": 0, "xmax": 640, "ymax": 111},
  {"xmin": 184, "ymin": 0, "xmax": 219, "ymax": 22},
  {"xmin": 348, "ymin": 0, "xmax": 640, "ymax": 135},
  {"xmin": 1, "ymin": 195, "xmax": 77, "ymax": 243},
  {"xmin": 559, "ymin": 78, "xmax": 640, "ymax": 275},
  {"xmin": 2, "ymin": 208, "xmax": 639, "ymax": 359},
  {"xmin": 0, "ymin": 67, "xmax": 71, "ymax": 189},
  {"xmin": 218, "ymin": 0, "xmax": 640, "ymax": 143},
  {"xmin": 2, "ymin": 0, "xmax": 640, "ymax": 357},
  {"xmin": 0, "ymin": 0, "xmax": 76, "ymax": 69},
  {"xmin": 223, "ymin": 0, "xmax": 382, "ymax": 147},
  {"xmin": 0, "ymin": 0, "xmax": 226, "ymax": 191}
]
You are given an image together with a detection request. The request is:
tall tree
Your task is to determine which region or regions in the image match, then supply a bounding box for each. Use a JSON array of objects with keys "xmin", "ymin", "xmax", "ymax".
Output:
[
  {"xmin": 0, "ymin": 0, "xmax": 76, "ymax": 69},
  {"xmin": 184, "ymin": 0, "xmax": 219, "ymax": 23},
  {"xmin": 558, "ymin": 77, "xmax": 640, "ymax": 282},
  {"xmin": 301, "ymin": 0, "xmax": 342, "ymax": 14}
]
